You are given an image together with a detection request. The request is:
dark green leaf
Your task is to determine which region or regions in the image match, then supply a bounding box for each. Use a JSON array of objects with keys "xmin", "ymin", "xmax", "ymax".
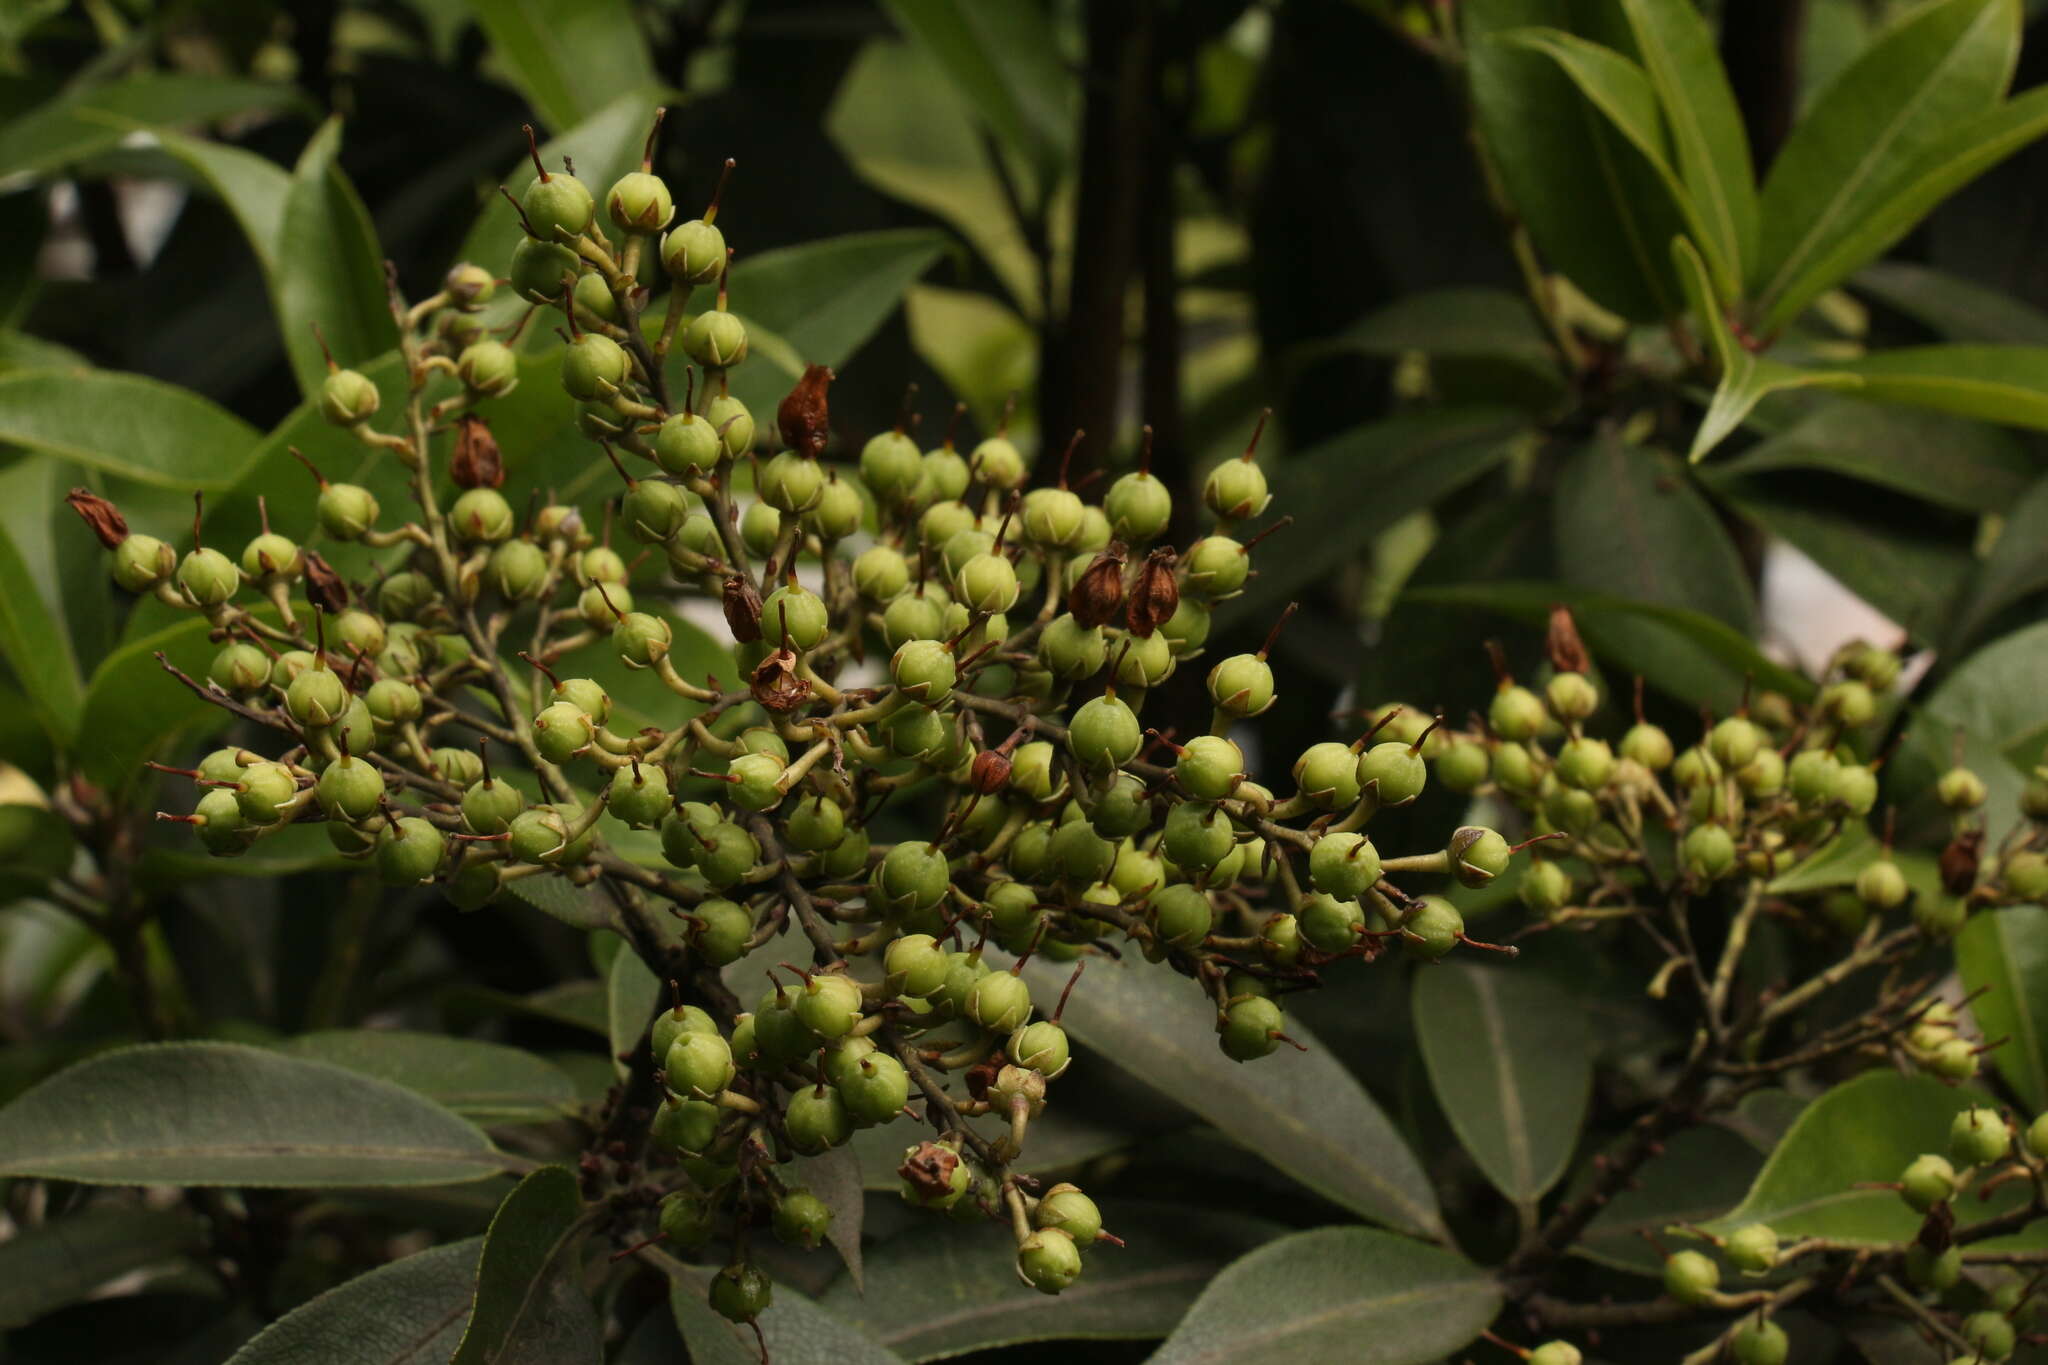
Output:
[
  {"xmin": 1854, "ymin": 261, "xmax": 2048, "ymax": 345},
  {"xmin": 1765, "ymin": 823, "xmax": 1878, "ymax": 895},
  {"xmin": 451, "ymin": 1165, "xmax": 601, "ymax": 1365},
  {"xmin": 0, "ymin": 1042, "xmax": 514, "ymax": 1186},
  {"xmin": 1956, "ymin": 905, "xmax": 2048, "ymax": 1111},
  {"xmin": 846, "ymin": 1102, "xmax": 1140, "ymax": 1192},
  {"xmin": 606, "ymin": 942, "xmax": 659, "ymax": 1081},
  {"xmin": 877, "ymin": 1, "xmax": 1071, "ymax": 182},
  {"xmin": 1944, "ymin": 472, "xmax": 2048, "ymax": 653},
  {"xmin": 728, "ymin": 229, "xmax": 950, "ymax": 373},
  {"xmin": 1620, "ymin": 0, "xmax": 1758, "ymax": 280},
  {"xmin": 1555, "ymin": 436, "xmax": 1755, "ymax": 631},
  {"xmin": 1705, "ymin": 1070, "xmax": 2043, "ymax": 1245},
  {"xmin": 274, "ymin": 1031, "xmax": 580, "ymax": 1123},
  {"xmin": 463, "ymin": 0, "xmax": 657, "ymax": 132},
  {"xmin": 662, "ymin": 1253, "xmax": 907, "ymax": 1365},
  {"xmin": 1576, "ymin": 1123, "xmax": 1765, "ymax": 1276},
  {"xmin": 798, "ymin": 1145, "xmax": 865, "ymax": 1292},
  {"xmin": 1148, "ymin": 1226, "xmax": 1501, "ymax": 1365},
  {"xmin": 0, "ymin": 74, "xmax": 303, "ymax": 180},
  {"xmin": 1219, "ymin": 407, "xmax": 1525, "ymax": 627},
  {"xmin": 1751, "ymin": 0, "xmax": 2019, "ymax": 327},
  {"xmin": 225, "ymin": 1238, "xmax": 481, "ymax": 1365},
  {"xmin": 0, "ymin": 1205, "xmax": 203, "ymax": 1329},
  {"xmin": 446, "ymin": 981, "xmax": 613, "ymax": 1038},
  {"xmin": 0, "ymin": 471, "xmax": 83, "ymax": 742},
  {"xmin": 1013, "ymin": 952, "xmax": 1443, "ymax": 1240},
  {"xmin": 75, "ymin": 611, "xmax": 253, "ymax": 793},
  {"xmin": 1892, "ymin": 619, "xmax": 2048, "ymax": 838},
  {"xmin": 279, "ymin": 118, "xmax": 398, "ymax": 397},
  {"xmin": 1413, "ymin": 963, "xmax": 1593, "ymax": 1205},
  {"xmin": 818, "ymin": 1201, "xmax": 1279, "ymax": 1361},
  {"xmin": 1465, "ymin": 1, "xmax": 1690, "ymax": 321},
  {"xmin": 1830, "ymin": 342, "xmax": 2048, "ymax": 429},
  {"xmin": 0, "ymin": 369, "xmax": 259, "ymax": 490},
  {"xmin": 1701, "ymin": 396, "xmax": 2033, "ymax": 513},
  {"xmin": 0, "ymin": 328, "xmax": 84, "ymax": 372},
  {"xmin": 1330, "ymin": 286, "xmax": 1558, "ymax": 376}
]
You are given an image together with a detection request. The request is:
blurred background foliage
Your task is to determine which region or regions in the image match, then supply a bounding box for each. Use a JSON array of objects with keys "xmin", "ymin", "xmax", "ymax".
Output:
[{"xmin": 8, "ymin": 0, "xmax": 2048, "ymax": 1361}]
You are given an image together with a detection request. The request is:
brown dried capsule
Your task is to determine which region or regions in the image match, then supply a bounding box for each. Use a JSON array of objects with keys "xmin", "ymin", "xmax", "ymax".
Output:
[
  {"xmin": 301, "ymin": 550, "xmax": 349, "ymax": 614},
  {"xmin": 776, "ymin": 363, "xmax": 834, "ymax": 459},
  {"xmin": 451, "ymin": 413, "xmax": 505, "ymax": 489},
  {"xmin": 1067, "ymin": 542, "xmax": 1127, "ymax": 629},
  {"xmin": 65, "ymin": 488, "xmax": 129, "ymax": 548},
  {"xmin": 749, "ymin": 646, "xmax": 811, "ymax": 713},
  {"xmin": 1125, "ymin": 547, "xmax": 1180, "ymax": 638},
  {"xmin": 1546, "ymin": 603, "xmax": 1589, "ymax": 674},
  {"xmin": 722, "ymin": 573, "xmax": 763, "ymax": 643},
  {"xmin": 1939, "ymin": 827, "xmax": 1984, "ymax": 897},
  {"xmin": 970, "ymin": 747, "xmax": 1012, "ymax": 795}
]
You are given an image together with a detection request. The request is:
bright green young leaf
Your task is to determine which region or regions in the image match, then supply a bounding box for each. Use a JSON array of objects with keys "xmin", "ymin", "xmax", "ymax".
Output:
[
  {"xmin": 274, "ymin": 1031, "xmax": 580, "ymax": 1124},
  {"xmin": 1554, "ymin": 436, "xmax": 1756, "ymax": 631},
  {"xmin": 0, "ymin": 1042, "xmax": 515, "ymax": 1187},
  {"xmin": 1148, "ymin": 1227, "xmax": 1501, "ymax": 1365},
  {"xmin": 1013, "ymin": 952, "xmax": 1444, "ymax": 1240},
  {"xmin": 0, "ymin": 74, "xmax": 303, "ymax": 180},
  {"xmin": 0, "ymin": 369, "xmax": 259, "ymax": 490},
  {"xmin": 224, "ymin": 1238, "xmax": 481, "ymax": 1365},
  {"xmin": 1700, "ymin": 396, "xmax": 2033, "ymax": 514},
  {"xmin": 877, "ymin": 0, "xmax": 1072, "ymax": 184},
  {"xmin": 462, "ymin": 0, "xmax": 657, "ymax": 133},
  {"xmin": 280, "ymin": 118, "xmax": 397, "ymax": 398},
  {"xmin": 1752, "ymin": 0, "xmax": 2019, "ymax": 324},
  {"xmin": 1464, "ymin": 1, "xmax": 1690, "ymax": 322},
  {"xmin": 0, "ymin": 1204, "xmax": 203, "ymax": 1329},
  {"xmin": 817, "ymin": 1201, "xmax": 1279, "ymax": 1361},
  {"xmin": 1829, "ymin": 341, "xmax": 2048, "ymax": 429},
  {"xmin": 1958, "ymin": 907, "xmax": 2048, "ymax": 1111},
  {"xmin": 451, "ymin": 1165, "xmax": 601, "ymax": 1365},
  {"xmin": 1619, "ymin": 0, "xmax": 1758, "ymax": 276},
  {"xmin": 1413, "ymin": 963, "xmax": 1593, "ymax": 1206},
  {"xmin": 606, "ymin": 941, "xmax": 660, "ymax": 1081},
  {"xmin": 1672, "ymin": 236, "xmax": 1860, "ymax": 461},
  {"xmin": 1944, "ymin": 472, "xmax": 2048, "ymax": 654},
  {"xmin": 1575, "ymin": 1122, "xmax": 1765, "ymax": 1276},
  {"xmin": 1496, "ymin": 27, "xmax": 1738, "ymax": 300},
  {"xmin": 1704, "ymin": 1070, "xmax": 2040, "ymax": 1244},
  {"xmin": 1854, "ymin": 261, "xmax": 2048, "ymax": 345}
]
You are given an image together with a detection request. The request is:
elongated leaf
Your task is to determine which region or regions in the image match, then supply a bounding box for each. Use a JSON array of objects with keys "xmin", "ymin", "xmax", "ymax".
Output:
[
  {"xmin": 462, "ymin": 0, "xmax": 656, "ymax": 132},
  {"xmin": 1148, "ymin": 1227, "xmax": 1500, "ymax": 1365},
  {"xmin": 818, "ymin": 1201, "xmax": 1278, "ymax": 1361},
  {"xmin": 1765, "ymin": 824, "xmax": 1878, "ymax": 896},
  {"xmin": 279, "ymin": 119, "xmax": 396, "ymax": 398},
  {"xmin": 1894, "ymin": 620, "xmax": 2048, "ymax": 837},
  {"xmin": 1218, "ymin": 407, "xmax": 1526, "ymax": 626},
  {"xmin": 1332, "ymin": 286, "xmax": 1558, "ymax": 374},
  {"xmin": 75, "ymin": 611, "xmax": 252, "ymax": 792},
  {"xmin": 0, "ymin": 369, "xmax": 259, "ymax": 490},
  {"xmin": 0, "ymin": 74, "xmax": 303, "ymax": 180},
  {"xmin": 0, "ymin": 1205, "xmax": 203, "ymax": 1328},
  {"xmin": 1554, "ymin": 436, "xmax": 1755, "ymax": 631},
  {"xmin": 143, "ymin": 127, "xmax": 292, "ymax": 275},
  {"xmin": 0, "ymin": 1042, "xmax": 513, "ymax": 1186},
  {"xmin": 1767, "ymin": 82, "xmax": 2048, "ymax": 334},
  {"xmin": 1465, "ymin": 2, "xmax": 1690, "ymax": 321},
  {"xmin": 607, "ymin": 944, "xmax": 659, "ymax": 1082},
  {"xmin": 1854, "ymin": 260, "xmax": 2048, "ymax": 345},
  {"xmin": 0, "ymin": 471, "xmax": 83, "ymax": 741},
  {"xmin": 729, "ymin": 229, "xmax": 950, "ymax": 371},
  {"xmin": 226, "ymin": 1238, "xmax": 481, "ymax": 1365},
  {"xmin": 1945, "ymin": 472, "xmax": 2048, "ymax": 654},
  {"xmin": 452, "ymin": 1165, "xmax": 601, "ymax": 1365},
  {"xmin": 1753, "ymin": 0, "xmax": 2018, "ymax": 323},
  {"xmin": 1576, "ymin": 1122, "xmax": 1766, "ymax": 1276},
  {"xmin": 1673, "ymin": 237, "xmax": 1861, "ymax": 461},
  {"xmin": 274, "ymin": 1031, "xmax": 579, "ymax": 1123},
  {"xmin": 1956, "ymin": 906, "xmax": 2048, "ymax": 1111},
  {"xmin": 662, "ymin": 1254, "xmax": 907, "ymax": 1365},
  {"xmin": 1413, "ymin": 963, "xmax": 1592, "ymax": 1205},
  {"xmin": 1013, "ymin": 952, "xmax": 1443, "ymax": 1239},
  {"xmin": 1830, "ymin": 342, "xmax": 2048, "ymax": 429},
  {"xmin": 878, "ymin": 0, "xmax": 1071, "ymax": 183},
  {"xmin": 1701, "ymin": 396, "xmax": 2033, "ymax": 514},
  {"xmin": 1706, "ymin": 1070, "xmax": 2044, "ymax": 1246},
  {"xmin": 1620, "ymin": 0, "xmax": 1757, "ymax": 277}
]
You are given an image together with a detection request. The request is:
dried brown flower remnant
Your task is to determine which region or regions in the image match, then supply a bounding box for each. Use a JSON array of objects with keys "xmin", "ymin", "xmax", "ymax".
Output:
[
  {"xmin": 1126, "ymin": 548, "xmax": 1180, "ymax": 638},
  {"xmin": 1067, "ymin": 542, "xmax": 1127, "ymax": 629},
  {"xmin": 776, "ymin": 364, "xmax": 834, "ymax": 459},
  {"xmin": 301, "ymin": 550, "xmax": 348, "ymax": 613},
  {"xmin": 749, "ymin": 647, "xmax": 811, "ymax": 712},
  {"xmin": 1547, "ymin": 604, "xmax": 1589, "ymax": 675},
  {"xmin": 722, "ymin": 574, "xmax": 763, "ymax": 643},
  {"xmin": 65, "ymin": 488, "xmax": 128, "ymax": 548},
  {"xmin": 451, "ymin": 413, "xmax": 505, "ymax": 489}
]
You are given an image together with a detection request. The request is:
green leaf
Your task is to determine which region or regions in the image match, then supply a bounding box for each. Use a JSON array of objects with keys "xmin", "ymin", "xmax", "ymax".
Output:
[
  {"xmin": 462, "ymin": 0, "xmax": 656, "ymax": 133},
  {"xmin": 0, "ymin": 474, "xmax": 83, "ymax": 743},
  {"xmin": 1496, "ymin": 27, "xmax": 1738, "ymax": 300},
  {"xmin": 1412, "ymin": 963, "xmax": 1593, "ymax": 1206},
  {"xmin": 1829, "ymin": 342, "xmax": 2048, "ymax": 429},
  {"xmin": 1554, "ymin": 436, "xmax": 1756, "ymax": 631},
  {"xmin": 1752, "ymin": 0, "xmax": 2019, "ymax": 327},
  {"xmin": 0, "ymin": 1205, "xmax": 203, "ymax": 1329},
  {"xmin": 1765, "ymin": 823, "xmax": 1878, "ymax": 895},
  {"xmin": 0, "ymin": 369, "xmax": 259, "ymax": 490},
  {"xmin": 75, "ymin": 611, "xmax": 251, "ymax": 792},
  {"xmin": 1956, "ymin": 906, "xmax": 2048, "ymax": 1112},
  {"xmin": 1892, "ymin": 619, "xmax": 2048, "ymax": 838},
  {"xmin": 445, "ymin": 981, "xmax": 613, "ymax": 1038},
  {"xmin": 1147, "ymin": 1226, "xmax": 1501, "ymax": 1365},
  {"xmin": 1330, "ymin": 286, "xmax": 1559, "ymax": 376},
  {"xmin": 1944, "ymin": 472, "xmax": 2048, "ymax": 654},
  {"xmin": 0, "ymin": 1042, "xmax": 514, "ymax": 1187},
  {"xmin": 877, "ymin": 0, "xmax": 1071, "ymax": 183},
  {"xmin": 274, "ymin": 1031, "xmax": 580, "ymax": 1124},
  {"xmin": 1403, "ymin": 581, "xmax": 1812, "ymax": 712},
  {"xmin": 799, "ymin": 1144, "xmax": 865, "ymax": 1292},
  {"xmin": 279, "ymin": 118, "xmax": 398, "ymax": 398},
  {"xmin": 1217, "ymin": 407, "xmax": 1526, "ymax": 628},
  {"xmin": 1619, "ymin": 0, "xmax": 1758, "ymax": 278},
  {"xmin": 1706, "ymin": 1071, "xmax": 2046, "ymax": 1246},
  {"xmin": 1576, "ymin": 1123, "xmax": 1765, "ymax": 1276},
  {"xmin": 225, "ymin": 1238, "xmax": 481, "ymax": 1365},
  {"xmin": 1465, "ymin": 2, "xmax": 1690, "ymax": 322},
  {"xmin": 1854, "ymin": 261, "xmax": 2048, "ymax": 345},
  {"xmin": 0, "ymin": 74, "xmax": 303, "ymax": 180},
  {"xmin": 1012, "ymin": 951, "xmax": 1443, "ymax": 1240},
  {"xmin": 1700, "ymin": 396, "xmax": 2034, "ymax": 514},
  {"xmin": 0, "ymin": 328, "xmax": 84, "ymax": 373},
  {"xmin": 816, "ymin": 1201, "xmax": 1279, "ymax": 1361},
  {"xmin": 1673, "ymin": 236, "xmax": 1861, "ymax": 461},
  {"xmin": 606, "ymin": 941, "xmax": 659, "ymax": 1081},
  {"xmin": 846, "ymin": 1102, "xmax": 1140, "ymax": 1191},
  {"xmin": 452, "ymin": 1165, "xmax": 600, "ymax": 1365},
  {"xmin": 550, "ymin": 604, "xmax": 734, "ymax": 737},
  {"xmin": 662, "ymin": 1254, "xmax": 907, "ymax": 1365},
  {"xmin": 728, "ymin": 229, "xmax": 950, "ymax": 372}
]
